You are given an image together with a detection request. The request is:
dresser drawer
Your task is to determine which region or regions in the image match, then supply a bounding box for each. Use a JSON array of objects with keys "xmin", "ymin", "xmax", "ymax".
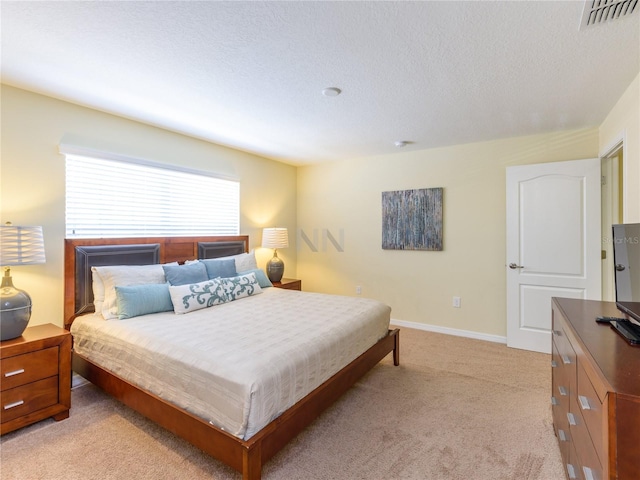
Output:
[
  {"xmin": 1, "ymin": 347, "xmax": 59, "ymax": 391},
  {"xmin": 553, "ymin": 406, "xmax": 572, "ymax": 466},
  {"xmin": 0, "ymin": 376, "xmax": 59, "ymax": 423},
  {"xmin": 552, "ymin": 342, "xmax": 572, "ymax": 414},
  {"xmin": 566, "ymin": 439, "xmax": 584, "ymax": 480},
  {"xmin": 553, "ymin": 326, "xmax": 576, "ymax": 369},
  {"xmin": 576, "ymin": 360, "xmax": 605, "ymax": 466},
  {"xmin": 553, "ymin": 328, "xmax": 577, "ymax": 396},
  {"xmin": 569, "ymin": 396, "xmax": 604, "ymax": 480}
]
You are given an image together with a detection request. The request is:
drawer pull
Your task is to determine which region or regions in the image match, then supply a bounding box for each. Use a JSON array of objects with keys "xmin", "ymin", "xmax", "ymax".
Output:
[
  {"xmin": 583, "ymin": 466, "xmax": 595, "ymax": 480},
  {"xmin": 558, "ymin": 429, "xmax": 567, "ymax": 442},
  {"xmin": 551, "ymin": 396, "xmax": 558, "ymax": 406},
  {"xmin": 578, "ymin": 395, "xmax": 591, "ymax": 410},
  {"xmin": 4, "ymin": 368, "xmax": 25, "ymax": 377},
  {"xmin": 4, "ymin": 400, "xmax": 25, "ymax": 410},
  {"xmin": 562, "ymin": 354, "xmax": 571, "ymax": 365},
  {"xmin": 551, "ymin": 360, "xmax": 557, "ymax": 368},
  {"xmin": 558, "ymin": 386, "xmax": 568, "ymax": 396},
  {"xmin": 567, "ymin": 463, "xmax": 577, "ymax": 479},
  {"xmin": 567, "ymin": 412, "xmax": 577, "ymax": 426},
  {"xmin": 553, "ymin": 329, "xmax": 562, "ymax": 337}
]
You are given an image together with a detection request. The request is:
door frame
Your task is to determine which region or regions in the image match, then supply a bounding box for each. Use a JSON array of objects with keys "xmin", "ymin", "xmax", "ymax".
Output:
[{"xmin": 600, "ymin": 134, "xmax": 626, "ymax": 300}]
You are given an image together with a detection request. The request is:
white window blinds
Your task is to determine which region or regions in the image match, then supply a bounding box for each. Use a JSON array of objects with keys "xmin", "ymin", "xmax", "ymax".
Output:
[{"xmin": 64, "ymin": 152, "xmax": 239, "ymax": 238}]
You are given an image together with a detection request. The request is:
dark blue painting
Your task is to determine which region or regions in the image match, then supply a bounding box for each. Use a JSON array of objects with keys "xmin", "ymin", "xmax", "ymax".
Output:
[{"xmin": 382, "ymin": 188, "xmax": 443, "ymax": 250}]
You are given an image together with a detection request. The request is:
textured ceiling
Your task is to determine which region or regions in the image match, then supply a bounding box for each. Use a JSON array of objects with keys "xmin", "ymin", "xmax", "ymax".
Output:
[{"xmin": 1, "ymin": 1, "xmax": 639, "ymax": 165}]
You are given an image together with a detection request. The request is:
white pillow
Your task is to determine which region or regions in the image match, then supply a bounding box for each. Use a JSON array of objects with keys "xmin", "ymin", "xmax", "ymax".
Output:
[
  {"xmin": 91, "ymin": 266, "xmax": 106, "ymax": 313},
  {"xmin": 93, "ymin": 264, "xmax": 176, "ymax": 319},
  {"xmin": 168, "ymin": 278, "xmax": 229, "ymax": 314},
  {"xmin": 231, "ymin": 250, "xmax": 258, "ymax": 272}
]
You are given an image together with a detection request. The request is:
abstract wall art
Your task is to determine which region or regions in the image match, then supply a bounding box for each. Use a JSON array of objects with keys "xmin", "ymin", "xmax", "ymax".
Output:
[{"xmin": 382, "ymin": 187, "xmax": 443, "ymax": 251}]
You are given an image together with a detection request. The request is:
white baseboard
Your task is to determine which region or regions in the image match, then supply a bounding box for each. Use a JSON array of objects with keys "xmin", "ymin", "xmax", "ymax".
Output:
[{"xmin": 390, "ymin": 318, "xmax": 507, "ymax": 344}]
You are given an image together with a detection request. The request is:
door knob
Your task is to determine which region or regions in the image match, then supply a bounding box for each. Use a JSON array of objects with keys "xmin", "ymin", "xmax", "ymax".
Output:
[
  {"xmin": 615, "ymin": 264, "xmax": 626, "ymax": 272},
  {"xmin": 509, "ymin": 263, "xmax": 524, "ymax": 269}
]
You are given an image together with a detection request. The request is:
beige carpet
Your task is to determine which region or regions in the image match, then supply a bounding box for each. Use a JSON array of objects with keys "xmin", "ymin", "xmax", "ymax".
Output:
[{"xmin": 0, "ymin": 327, "xmax": 565, "ymax": 480}]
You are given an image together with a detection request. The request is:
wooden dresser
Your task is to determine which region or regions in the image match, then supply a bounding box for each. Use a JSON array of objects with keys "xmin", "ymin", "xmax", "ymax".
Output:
[
  {"xmin": 552, "ymin": 298, "xmax": 640, "ymax": 480},
  {"xmin": 1, "ymin": 324, "xmax": 71, "ymax": 434}
]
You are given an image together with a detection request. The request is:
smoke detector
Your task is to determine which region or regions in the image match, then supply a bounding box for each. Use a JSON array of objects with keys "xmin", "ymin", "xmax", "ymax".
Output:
[{"xmin": 580, "ymin": 0, "xmax": 638, "ymax": 29}]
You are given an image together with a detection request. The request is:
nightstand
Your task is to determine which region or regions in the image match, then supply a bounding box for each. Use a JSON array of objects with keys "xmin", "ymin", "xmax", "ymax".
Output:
[
  {"xmin": 1, "ymin": 324, "xmax": 71, "ymax": 435},
  {"xmin": 272, "ymin": 278, "xmax": 302, "ymax": 291}
]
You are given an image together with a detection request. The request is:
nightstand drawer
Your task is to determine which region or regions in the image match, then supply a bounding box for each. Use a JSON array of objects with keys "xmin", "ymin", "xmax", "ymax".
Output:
[
  {"xmin": 1, "ymin": 346, "xmax": 59, "ymax": 391},
  {"xmin": 0, "ymin": 376, "xmax": 59, "ymax": 423}
]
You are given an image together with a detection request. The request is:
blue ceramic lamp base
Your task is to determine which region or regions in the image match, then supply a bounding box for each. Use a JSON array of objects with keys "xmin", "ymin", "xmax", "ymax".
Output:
[
  {"xmin": 266, "ymin": 252, "xmax": 285, "ymax": 283},
  {"xmin": 0, "ymin": 269, "xmax": 32, "ymax": 341}
]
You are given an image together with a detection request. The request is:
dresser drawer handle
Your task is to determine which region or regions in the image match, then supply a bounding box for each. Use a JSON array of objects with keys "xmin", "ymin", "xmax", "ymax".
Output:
[
  {"xmin": 4, "ymin": 368, "xmax": 25, "ymax": 377},
  {"xmin": 558, "ymin": 429, "xmax": 567, "ymax": 442},
  {"xmin": 551, "ymin": 396, "xmax": 558, "ymax": 406},
  {"xmin": 551, "ymin": 360, "xmax": 558, "ymax": 368},
  {"xmin": 566, "ymin": 463, "xmax": 577, "ymax": 479},
  {"xmin": 558, "ymin": 386, "xmax": 568, "ymax": 396},
  {"xmin": 578, "ymin": 395, "xmax": 591, "ymax": 410},
  {"xmin": 567, "ymin": 412, "xmax": 577, "ymax": 426},
  {"xmin": 3, "ymin": 400, "xmax": 24, "ymax": 410},
  {"xmin": 583, "ymin": 466, "xmax": 595, "ymax": 480},
  {"xmin": 553, "ymin": 329, "xmax": 562, "ymax": 337},
  {"xmin": 562, "ymin": 355, "xmax": 571, "ymax": 365}
]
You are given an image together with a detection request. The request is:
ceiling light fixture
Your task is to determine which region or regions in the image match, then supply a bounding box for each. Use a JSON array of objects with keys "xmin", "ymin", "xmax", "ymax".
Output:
[
  {"xmin": 394, "ymin": 141, "xmax": 408, "ymax": 148},
  {"xmin": 322, "ymin": 87, "xmax": 342, "ymax": 97}
]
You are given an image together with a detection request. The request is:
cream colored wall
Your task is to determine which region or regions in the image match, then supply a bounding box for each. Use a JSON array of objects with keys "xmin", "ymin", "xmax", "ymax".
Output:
[
  {"xmin": 3, "ymin": 72, "xmax": 637, "ymax": 338},
  {"xmin": 599, "ymin": 73, "xmax": 640, "ymax": 222},
  {"xmin": 297, "ymin": 129, "xmax": 600, "ymax": 338},
  {"xmin": 0, "ymin": 85, "xmax": 297, "ymax": 329}
]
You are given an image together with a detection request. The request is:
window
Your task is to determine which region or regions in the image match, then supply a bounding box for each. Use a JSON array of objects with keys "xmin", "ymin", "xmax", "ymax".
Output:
[{"xmin": 63, "ymin": 147, "xmax": 239, "ymax": 238}]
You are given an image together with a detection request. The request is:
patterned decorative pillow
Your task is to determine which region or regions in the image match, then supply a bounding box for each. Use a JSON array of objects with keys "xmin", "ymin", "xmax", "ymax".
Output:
[
  {"xmin": 222, "ymin": 272, "xmax": 263, "ymax": 301},
  {"xmin": 168, "ymin": 278, "xmax": 229, "ymax": 314}
]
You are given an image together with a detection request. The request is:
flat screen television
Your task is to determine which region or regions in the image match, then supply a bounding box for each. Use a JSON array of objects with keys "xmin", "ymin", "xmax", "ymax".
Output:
[{"xmin": 612, "ymin": 223, "xmax": 640, "ymax": 324}]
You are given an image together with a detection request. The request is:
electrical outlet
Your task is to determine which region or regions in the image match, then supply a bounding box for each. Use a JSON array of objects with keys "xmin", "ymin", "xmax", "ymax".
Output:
[
  {"xmin": 453, "ymin": 296, "xmax": 461, "ymax": 308},
  {"xmin": 356, "ymin": 285, "xmax": 362, "ymax": 295}
]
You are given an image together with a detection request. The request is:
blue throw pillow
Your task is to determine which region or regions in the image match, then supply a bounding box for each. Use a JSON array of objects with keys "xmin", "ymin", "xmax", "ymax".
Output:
[
  {"xmin": 163, "ymin": 262, "xmax": 208, "ymax": 286},
  {"xmin": 115, "ymin": 284, "xmax": 174, "ymax": 319},
  {"xmin": 237, "ymin": 268, "xmax": 273, "ymax": 288},
  {"xmin": 199, "ymin": 258, "xmax": 237, "ymax": 279}
]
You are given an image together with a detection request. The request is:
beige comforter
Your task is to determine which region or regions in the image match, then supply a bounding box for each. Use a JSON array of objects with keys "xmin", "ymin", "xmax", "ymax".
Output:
[{"xmin": 71, "ymin": 287, "xmax": 391, "ymax": 440}]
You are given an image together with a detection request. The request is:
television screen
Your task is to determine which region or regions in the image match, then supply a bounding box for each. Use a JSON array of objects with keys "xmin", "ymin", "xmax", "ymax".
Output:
[{"xmin": 613, "ymin": 223, "xmax": 640, "ymax": 323}]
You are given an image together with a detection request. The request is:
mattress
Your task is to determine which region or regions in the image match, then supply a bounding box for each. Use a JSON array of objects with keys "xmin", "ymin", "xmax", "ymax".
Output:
[{"xmin": 71, "ymin": 287, "xmax": 391, "ymax": 440}]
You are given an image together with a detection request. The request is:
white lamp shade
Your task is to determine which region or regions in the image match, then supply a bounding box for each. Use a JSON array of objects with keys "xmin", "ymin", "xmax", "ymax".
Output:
[
  {"xmin": 0, "ymin": 225, "xmax": 46, "ymax": 265},
  {"xmin": 262, "ymin": 228, "xmax": 289, "ymax": 249}
]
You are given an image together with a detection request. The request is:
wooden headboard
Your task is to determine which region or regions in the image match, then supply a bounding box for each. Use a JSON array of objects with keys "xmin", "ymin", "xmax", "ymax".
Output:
[{"xmin": 64, "ymin": 235, "xmax": 249, "ymax": 330}]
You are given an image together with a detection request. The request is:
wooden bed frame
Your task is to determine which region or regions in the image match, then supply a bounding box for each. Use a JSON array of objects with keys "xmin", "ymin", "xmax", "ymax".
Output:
[{"xmin": 64, "ymin": 236, "xmax": 399, "ymax": 480}]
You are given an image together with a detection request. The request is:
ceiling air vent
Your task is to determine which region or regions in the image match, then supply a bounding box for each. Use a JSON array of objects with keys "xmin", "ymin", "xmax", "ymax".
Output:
[{"xmin": 580, "ymin": 0, "xmax": 638, "ymax": 29}]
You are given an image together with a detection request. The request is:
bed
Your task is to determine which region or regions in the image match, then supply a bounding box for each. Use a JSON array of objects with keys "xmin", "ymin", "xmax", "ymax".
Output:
[{"xmin": 64, "ymin": 235, "xmax": 399, "ymax": 480}]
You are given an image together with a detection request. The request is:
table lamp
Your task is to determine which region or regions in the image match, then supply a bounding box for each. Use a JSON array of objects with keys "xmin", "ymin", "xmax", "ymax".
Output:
[
  {"xmin": 262, "ymin": 227, "xmax": 289, "ymax": 282},
  {"xmin": 0, "ymin": 223, "xmax": 46, "ymax": 341}
]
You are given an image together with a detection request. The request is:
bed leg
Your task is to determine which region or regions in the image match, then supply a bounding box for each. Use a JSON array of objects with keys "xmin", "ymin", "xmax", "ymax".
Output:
[
  {"xmin": 393, "ymin": 329, "xmax": 400, "ymax": 366},
  {"xmin": 242, "ymin": 442, "xmax": 262, "ymax": 480}
]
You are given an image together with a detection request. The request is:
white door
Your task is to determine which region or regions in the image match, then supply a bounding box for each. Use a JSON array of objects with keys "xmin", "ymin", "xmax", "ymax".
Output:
[{"xmin": 506, "ymin": 158, "xmax": 601, "ymax": 353}]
